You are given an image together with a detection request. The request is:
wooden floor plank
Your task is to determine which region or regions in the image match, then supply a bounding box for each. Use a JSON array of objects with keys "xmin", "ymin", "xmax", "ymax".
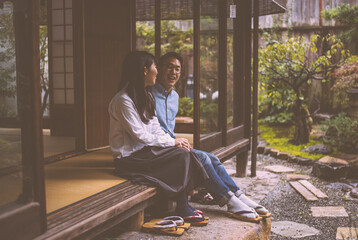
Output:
[
  {"xmin": 289, "ymin": 181, "xmax": 318, "ymax": 201},
  {"xmin": 298, "ymin": 180, "xmax": 328, "ymax": 199}
]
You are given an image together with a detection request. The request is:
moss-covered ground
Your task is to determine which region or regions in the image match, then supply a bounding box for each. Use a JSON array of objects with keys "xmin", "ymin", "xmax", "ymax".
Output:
[{"xmin": 258, "ymin": 124, "xmax": 327, "ymax": 160}]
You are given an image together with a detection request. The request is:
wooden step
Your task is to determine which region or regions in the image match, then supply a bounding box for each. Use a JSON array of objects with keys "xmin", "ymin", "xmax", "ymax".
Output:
[
  {"xmin": 290, "ymin": 181, "xmax": 318, "ymax": 201},
  {"xmin": 36, "ymin": 181, "xmax": 157, "ymax": 240}
]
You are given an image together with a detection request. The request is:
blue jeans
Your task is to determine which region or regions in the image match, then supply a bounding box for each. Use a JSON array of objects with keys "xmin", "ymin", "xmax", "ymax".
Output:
[{"xmin": 191, "ymin": 148, "xmax": 240, "ymax": 203}]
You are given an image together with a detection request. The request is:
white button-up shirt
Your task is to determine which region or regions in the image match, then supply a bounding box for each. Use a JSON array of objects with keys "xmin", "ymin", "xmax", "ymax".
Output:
[{"xmin": 108, "ymin": 88, "xmax": 175, "ymax": 159}]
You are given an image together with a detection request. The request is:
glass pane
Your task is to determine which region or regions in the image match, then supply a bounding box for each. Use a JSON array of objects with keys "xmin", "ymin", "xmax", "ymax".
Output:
[
  {"xmin": 52, "ymin": 42, "xmax": 64, "ymax": 56},
  {"xmin": 53, "ymin": 73, "xmax": 65, "ymax": 88},
  {"xmin": 52, "ymin": 0, "xmax": 64, "ymax": 9},
  {"xmin": 227, "ymin": 15, "xmax": 234, "ymax": 129},
  {"xmin": 0, "ymin": 1, "xmax": 22, "ymax": 207},
  {"xmin": 53, "ymin": 89, "xmax": 66, "ymax": 104},
  {"xmin": 65, "ymin": 26, "xmax": 72, "ymax": 40},
  {"xmin": 136, "ymin": 0, "xmax": 155, "ymax": 55},
  {"xmin": 52, "ymin": 9, "xmax": 64, "ymax": 25},
  {"xmin": 200, "ymin": 0, "xmax": 219, "ymax": 135},
  {"xmin": 52, "ymin": 26, "xmax": 64, "ymax": 41},
  {"xmin": 160, "ymin": 17, "xmax": 194, "ymax": 117},
  {"xmin": 65, "ymin": 56, "xmax": 73, "ymax": 72},
  {"xmin": 53, "ymin": 57, "xmax": 65, "ymax": 72},
  {"xmin": 159, "ymin": 1, "xmax": 194, "ymax": 143}
]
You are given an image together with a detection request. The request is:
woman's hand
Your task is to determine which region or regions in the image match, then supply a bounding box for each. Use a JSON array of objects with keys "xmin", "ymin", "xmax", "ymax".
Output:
[{"xmin": 175, "ymin": 138, "xmax": 191, "ymax": 151}]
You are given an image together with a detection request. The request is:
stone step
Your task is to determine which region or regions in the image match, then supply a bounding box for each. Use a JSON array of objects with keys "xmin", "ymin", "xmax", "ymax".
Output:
[{"xmin": 117, "ymin": 209, "xmax": 272, "ymax": 240}]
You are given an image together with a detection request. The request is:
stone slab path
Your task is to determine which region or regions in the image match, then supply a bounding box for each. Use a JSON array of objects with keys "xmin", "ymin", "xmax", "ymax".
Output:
[
  {"xmin": 311, "ymin": 206, "xmax": 349, "ymax": 217},
  {"xmin": 336, "ymin": 227, "xmax": 358, "ymax": 240},
  {"xmin": 265, "ymin": 165, "xmax": 296, "ymax": 173},
  {"xmin": 271, "ymin": 221, "xmax": 320, "ymax": 239}
]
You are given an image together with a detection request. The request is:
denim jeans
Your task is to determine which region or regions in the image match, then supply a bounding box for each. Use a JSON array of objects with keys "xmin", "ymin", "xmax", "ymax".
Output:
[{"xmin": 191, "ymin": 148, "xmax": 240, "ymax": 204}]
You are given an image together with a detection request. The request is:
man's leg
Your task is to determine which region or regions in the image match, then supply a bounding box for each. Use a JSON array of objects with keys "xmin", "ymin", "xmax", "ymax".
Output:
[
  {"xmin": 205, "ymin": 151, "xmax": 240, "ymax": 193},
  {"xmin": 191, "ymin": 149, "xmax": 260, "ymax": 221},
  {"xmin": 192, "ymin": 149, "xmax": 270, "ymax": 218}
]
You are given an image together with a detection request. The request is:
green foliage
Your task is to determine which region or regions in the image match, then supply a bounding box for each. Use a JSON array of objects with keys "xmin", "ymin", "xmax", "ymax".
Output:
[
  {"xmin": 39, "ymin": 26, "xmax": 49, "ymax": 115},
  {"xmin": 329, "ymin": 57, "xmax": 358, "ymax": 110},
  {"xmin": 259, "ymin": 124, "xmax": 325, "ymax": 160},
  {"xmin": 261, "ymin": 112, "xmax": 293, "ymax": 125},
  {"xmin": 322, "ymin": 113, "xmax": 358, "ymax": 153},
  {"xmin": 0, "ymin": 7, "xmax": 16, "ymax": 100},
  {"xmin": 322, "ymin": 4, "xmax": 358, "ymax": 43},
  {"xmin": 136, "ymin": 21, "xmax": 193, "ymax": 55},
  {"xmin": 178, "ymin": 97, "xmax": 193, "ymax": 117},
  {"xmin": 259, "ymin": 34, "xmax": 349, "ymax": 143},
  {"xmin": 200, "ymin": 100, "xmax": 218, "ymax": 133}
]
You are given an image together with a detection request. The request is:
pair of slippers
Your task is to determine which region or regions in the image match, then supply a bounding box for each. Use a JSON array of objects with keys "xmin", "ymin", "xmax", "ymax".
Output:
[
  {"xmin": 142, "ymin": 216, "xmax": 189, "ymax": 236},
  {"xmin": 227, "ymin": 206, "xmax": 271, "ymax": 223},
  {"xmin": 182, "ymin": 213, "xmax": 208, "ymax": 226}
]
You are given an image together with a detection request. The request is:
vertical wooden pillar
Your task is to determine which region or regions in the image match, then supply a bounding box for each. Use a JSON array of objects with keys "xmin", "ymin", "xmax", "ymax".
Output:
[
  {"xmin": 14, "ymin": 0, "xmax": 47, "ymax": 231},
  {"xmin": 155, "ymin": 0, "xmax": 161, "ymax": 59},
  {"xmin": 126, "ymin": 211, "xmax": 144, "ymax": 231},
  {"xmin": 236, "ymin": 150, "xmax": 248, "ymax": 177},
  {"xmin": 193, "ymin": 0, "xmax": 200, "ymax": 149},
  {"xmin": 251, "ymin": 0, "xmax": 259, "ymax": 177},
  {"xmin": 218, "ymin": 0, "xmax": 227, "ymax": 146}
]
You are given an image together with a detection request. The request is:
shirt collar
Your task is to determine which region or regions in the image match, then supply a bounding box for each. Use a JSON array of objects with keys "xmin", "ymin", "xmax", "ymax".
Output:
[{"xmin": 155, "ymin": 82, "xmax": 172, "ymax": 97}]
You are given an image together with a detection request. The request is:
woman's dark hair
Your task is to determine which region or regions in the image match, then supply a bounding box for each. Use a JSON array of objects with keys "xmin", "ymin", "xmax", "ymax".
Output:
[{"xmin": 118, "ymin": 51, "xmax": 156, "ymax": 124}]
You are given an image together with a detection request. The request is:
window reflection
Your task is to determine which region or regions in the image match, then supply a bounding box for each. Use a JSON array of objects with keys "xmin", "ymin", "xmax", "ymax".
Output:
[
  {"xmin": 227, "ymin": 16, "xmax": 234, "ymax": 129},
  {"xmin": 200, "ymin": 2, "xmax": 219, "ymax": 135},
  {"xmin": 0, "ymin": 1, "xmax": 22, "ymax": 207}
]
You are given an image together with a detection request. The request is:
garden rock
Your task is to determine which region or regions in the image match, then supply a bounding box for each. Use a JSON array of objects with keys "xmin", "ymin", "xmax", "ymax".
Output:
[
  {"xmin": 277, "ymin": 152, "xmax": 289, "ymax": 160},
  {"xmin": 312, "ymin": 162, "xmax": 349, "ymax": 180},
  {"xmin": 270, "ymin": 149, "xmax": 280, "ymax": 157},
  {"xmin": 295, "ymin": 157, "xmax": 315, "ymax": 166},
  {"xmin": 257, "ymin": 146, "xmax": 265, "ymax": 154},
  {"xmin": 263, "ymin": 147, "xmax": 272, "ymax": 155},
  {"xmin": 301, "ymin": 144, "xmax": 333, "ymax": 155},
  {"xmin": 350, "ymin": 188, "xmax": 358, "ymax": 198},
  {"xmin": 347, "ymin": 159, "xmax": 358, "ymax": 179},
  {"xmin": 325, "ymin": 182, "xmax": 353, "ymax": 192},
  {"xmin": 318, "ymin": 156, "xmax": 349, "ymax": 165}
]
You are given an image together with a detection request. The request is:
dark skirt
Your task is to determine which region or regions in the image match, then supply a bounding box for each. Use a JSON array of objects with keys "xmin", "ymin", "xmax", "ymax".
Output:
[{"xmin": 114, "ymin": 146, "xmax": 209, "ymax": 197}]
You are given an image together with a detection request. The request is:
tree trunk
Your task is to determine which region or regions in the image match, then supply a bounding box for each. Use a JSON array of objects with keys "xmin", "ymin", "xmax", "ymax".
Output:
[{"xmin": 292, "ymin": 100, "xmax": 310, "ymax": 145}]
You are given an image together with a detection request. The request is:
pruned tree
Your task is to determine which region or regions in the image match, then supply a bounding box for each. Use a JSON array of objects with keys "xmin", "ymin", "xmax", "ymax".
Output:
[{"xmin": 259, "ymin": 34, "xmax": 349, "ymax": 144}]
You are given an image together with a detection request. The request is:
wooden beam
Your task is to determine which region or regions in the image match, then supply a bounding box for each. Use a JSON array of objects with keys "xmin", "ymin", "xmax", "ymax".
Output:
[
  {"xmin": 290, "ymin": 181, "xmax": 318, "ymax": 201},
  {"xmin": 73, "ymin": 0, "xmax": 86, "ymax": 152},
  {"xmin": 298, "ymin": 180, "xmax": 328, "ymax": 199}
]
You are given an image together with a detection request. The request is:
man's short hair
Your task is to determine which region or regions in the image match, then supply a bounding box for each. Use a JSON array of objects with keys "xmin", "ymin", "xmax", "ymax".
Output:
[{"xmin": 158, "ymin": 52, "xmax": 183, "ymax": 69}]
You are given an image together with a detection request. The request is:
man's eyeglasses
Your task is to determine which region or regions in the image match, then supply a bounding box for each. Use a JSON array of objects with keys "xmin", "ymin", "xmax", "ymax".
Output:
[{"xmin": 166, "ymin": 64, "xmax": 181, "ymax": 73}]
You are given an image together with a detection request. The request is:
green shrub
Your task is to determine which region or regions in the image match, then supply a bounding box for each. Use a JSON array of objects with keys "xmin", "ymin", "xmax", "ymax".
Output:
[
  {"xmin": 322, "ymin": 113, "xmax": 358, "ymax": 153},
  {"xmin": 261, "ymin": 112, "xmax": 294, "ymax": 125},
  {"xmin": 178, "ymin": 97, "xmax": 193, "ymax": 117}
]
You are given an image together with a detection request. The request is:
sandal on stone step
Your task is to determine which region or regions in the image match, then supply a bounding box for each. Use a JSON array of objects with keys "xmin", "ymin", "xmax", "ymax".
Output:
[{"xmin": 226, "ymin": 210, "xmax": 262, "ymax": 223}]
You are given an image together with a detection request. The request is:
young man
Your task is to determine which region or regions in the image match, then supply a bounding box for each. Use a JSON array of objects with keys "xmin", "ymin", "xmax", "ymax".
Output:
[{"xmin": 151, "ymin": 52, "xmax": 270, "ymax": 223}]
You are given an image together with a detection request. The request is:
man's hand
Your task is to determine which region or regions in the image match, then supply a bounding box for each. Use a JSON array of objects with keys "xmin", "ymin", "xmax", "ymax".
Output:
[{"xmin": 175, "ymin": 138, "xmax": 191, "ymax": 151}]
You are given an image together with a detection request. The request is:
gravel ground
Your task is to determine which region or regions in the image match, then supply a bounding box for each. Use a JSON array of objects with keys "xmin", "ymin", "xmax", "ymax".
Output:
[{"xmin": 255, "ymin": 154, "xmax": 358, "ymax": 240}]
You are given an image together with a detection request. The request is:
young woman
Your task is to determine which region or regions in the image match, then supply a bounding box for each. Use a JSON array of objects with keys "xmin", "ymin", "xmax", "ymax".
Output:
[{"xmin": 108, "ymin": 51, "xmax": 208, "ymax": 223}]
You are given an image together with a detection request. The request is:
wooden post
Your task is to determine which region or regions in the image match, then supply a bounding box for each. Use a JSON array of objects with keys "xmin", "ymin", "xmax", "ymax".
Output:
[
  {"xmin": 236, "ymin": 150, "xmax": 248, "ymax": 177},
  {"xmin": 193, "ymin": 0, "xmax": 200, "ymax": 149},
  {"xmin": 251, "ymin": 0, "xmax": 259, "ymax": 177},
  {"xmin": 126, "ymin": 210, "xmax": 144, "ymax": 231}
]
